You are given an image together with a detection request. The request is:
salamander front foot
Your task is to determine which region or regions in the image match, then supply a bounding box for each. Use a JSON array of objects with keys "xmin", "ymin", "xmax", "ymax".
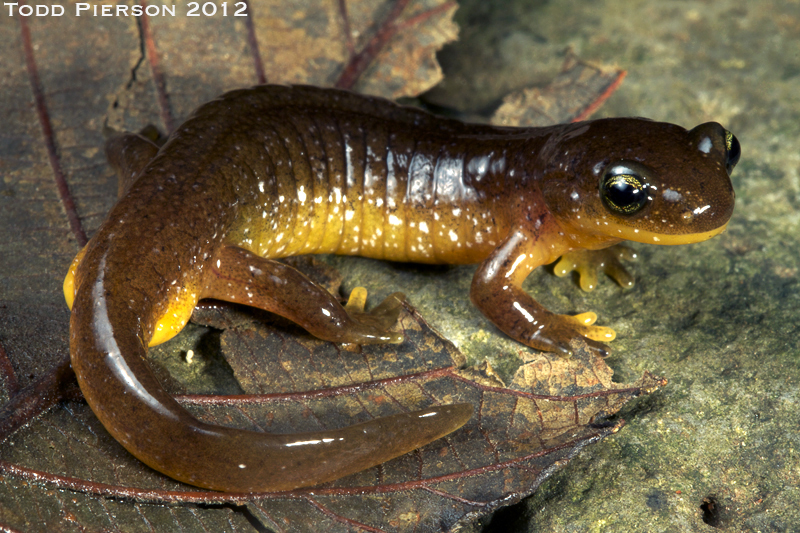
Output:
[
  {"xmin": 554, "ymin": 245, "xmax": 637, "ymax": 291},
  {"xmin": 518, "ymin": 311, "xmax": 614, "ymax": 358},
  {"xmin": 559, "ymin": 312, "xmax": 616, "ymax": 357}
]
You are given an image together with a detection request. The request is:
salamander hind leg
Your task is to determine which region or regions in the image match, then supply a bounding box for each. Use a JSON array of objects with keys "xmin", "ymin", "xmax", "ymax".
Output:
[
  {"xmin": 554, "ymin": 245, "xmax": 637, "ymax": 291},
  {"xmin": 206, "ymin": 245, "xmax": 406, "ymax": 345}
]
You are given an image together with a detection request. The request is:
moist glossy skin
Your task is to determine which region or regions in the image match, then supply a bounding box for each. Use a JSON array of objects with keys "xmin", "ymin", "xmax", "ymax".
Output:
[{"xmin": 63, "ymin": 84, "xmax": 738, "ymax": 492}]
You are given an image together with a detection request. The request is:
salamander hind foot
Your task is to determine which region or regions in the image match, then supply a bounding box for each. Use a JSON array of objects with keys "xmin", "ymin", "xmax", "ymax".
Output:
[{"xmin": 344, "ymin": 288, "xmax": 406, "ymax": 345}]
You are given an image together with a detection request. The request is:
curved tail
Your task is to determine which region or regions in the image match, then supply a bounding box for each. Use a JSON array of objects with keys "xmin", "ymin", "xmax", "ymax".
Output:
[{"xmin": 69, "ymin": 250, "xmax": 471, "ymax": 492}]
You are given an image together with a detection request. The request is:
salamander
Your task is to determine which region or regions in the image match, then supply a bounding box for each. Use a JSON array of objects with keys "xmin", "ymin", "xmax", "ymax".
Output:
[{"xmin": 63, "ymin": 84, "xmax": 738, "ymax": 492}]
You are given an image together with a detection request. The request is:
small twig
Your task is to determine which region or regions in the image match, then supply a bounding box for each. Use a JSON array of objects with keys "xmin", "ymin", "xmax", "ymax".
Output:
[
  {"xmin": 17, "ymin": 5, "xmax": 88, "ymax": 247},
  {"xmin": 336, "ymin": 0, "xmax": 355, "ymax": 55},
  {"xmin": 243, "ymin": 0, "xmax": 267, "ymax": 84},
  {"xmin": 138, "ymin": 1, "xmax": 174, "ymax": 132}
]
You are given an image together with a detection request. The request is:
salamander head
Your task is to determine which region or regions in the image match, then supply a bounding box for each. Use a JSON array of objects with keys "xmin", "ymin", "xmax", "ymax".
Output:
[{"xmin": 540, "ymin": 118, "xmax": 738, "ymax": 245}]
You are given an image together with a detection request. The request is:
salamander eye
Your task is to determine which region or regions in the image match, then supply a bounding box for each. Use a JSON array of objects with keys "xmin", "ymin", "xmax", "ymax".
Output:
[
  {"xmin": 600, "ymin": 161, "xmax": 652, "ymax": 216},
  {"xmin": 724, "ymin": 130, "xmax": 740, "ymax": 175}
]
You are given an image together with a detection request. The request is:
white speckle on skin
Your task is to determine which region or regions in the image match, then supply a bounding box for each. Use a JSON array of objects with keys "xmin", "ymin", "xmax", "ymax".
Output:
[
  {"xmin": 663, "ymin": 188, "xmax": 683, "ymax": 203},
  {"xmin": 513, "ymin": 301, "xmax": 535, "ymax": 323},
  {"xmin": 505, "ymin": 254, "xmax": 527, "ymax": 278}
]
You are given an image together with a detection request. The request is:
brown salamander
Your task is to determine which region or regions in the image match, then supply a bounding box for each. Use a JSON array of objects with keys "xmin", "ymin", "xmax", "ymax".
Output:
[{"xmin": 63, "ymin": 85, "xmax": 738, "ymax": 491}]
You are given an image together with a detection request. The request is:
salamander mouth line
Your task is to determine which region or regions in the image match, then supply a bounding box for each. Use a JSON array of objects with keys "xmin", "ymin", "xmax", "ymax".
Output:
[{"xmin": 616, "ymin": 222, "xmax": 729, "ymax": 246}]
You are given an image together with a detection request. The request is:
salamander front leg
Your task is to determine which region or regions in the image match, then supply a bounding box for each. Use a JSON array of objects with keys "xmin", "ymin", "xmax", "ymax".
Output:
[
  {"xmin": 206, "ymin": 245, "xmax": 405, "ymax": 345},
  {"xmin": 470, "ymin": 230, "xmax": 615, "ymax": 357},
  {"xmin": 554, "ymin": 245, "xmax": 636, "ymax": 291}
]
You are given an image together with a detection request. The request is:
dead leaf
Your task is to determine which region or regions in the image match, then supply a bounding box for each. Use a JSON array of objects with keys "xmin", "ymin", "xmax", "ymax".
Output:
[
  {"xmin": 255, "ymin": 0, "xmax": 458, "ymax": 98},
  {"xmin": 491, "ymin": 54, "xmax": 627, "ymax": 126},
  {"xmin": 107, "ymin": 0, "xmax": 458, "ymax": 132}
]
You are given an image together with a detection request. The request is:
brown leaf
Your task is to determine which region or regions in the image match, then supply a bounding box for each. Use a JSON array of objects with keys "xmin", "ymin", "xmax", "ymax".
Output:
[
  {"xmin": 491, "ymin": 54, "xmax": 627, "ymax": 127},
  {"xmin": 106, "ymin": 0, "xmax": 458, "ymax": 133},
  {"xmin": 254, "ymin": 0, "xmax": 458, "ymax": 98},
  {"xmin": 0, "ymin": 11, "xmax": 122, "ymax": 398},
  {"xmin": 0, "ymin": 299, "xmax": 661, "ymax": 532}
]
